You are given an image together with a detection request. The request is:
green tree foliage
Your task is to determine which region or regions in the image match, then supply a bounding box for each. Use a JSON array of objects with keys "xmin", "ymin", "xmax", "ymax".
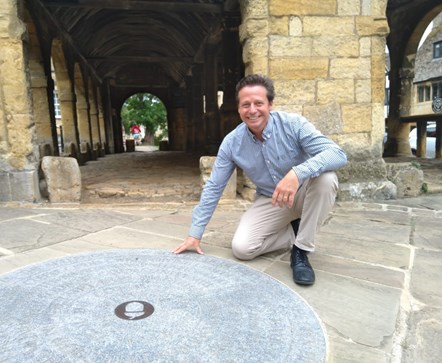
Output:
[{"xmin": 121, "ymin": 93, "xmax": 167, "ymax": 140}]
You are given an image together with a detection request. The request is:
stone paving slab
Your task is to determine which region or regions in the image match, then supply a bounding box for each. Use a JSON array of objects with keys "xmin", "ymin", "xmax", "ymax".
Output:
[
  {"xmin": 32, "ymin": 209, "xmax": 143, "ymax": 232},
  {"xmin": 309, "ymin": 253, "xmax": 405, "ymax": 289},
  {"xmin": 0, "ymin": 219, "xmax": 88, "ymax": 253},
  {"xmin": 315, "ymin": 234, "xmax": 411, "ymax": 268},
  {"xmin": 402, "ymin": 307, "xmax": 442, "ymax": 363},
  {"xmin": 413, "ymin": 216, "xmax": 442, "ymax": 249},
  {"xmin": 411, "ymin": 249, "xmax": 442, "ymax": 307},
  {"xmin": 320, "ymin": 214, "xmax": 411, "ymax": 245},
  {"xmin": 1, "ymin": 194, "xmax": 442, "ymax": 362},
  {"xmin": 0, "ymin": 207, "xmax": 41, "ymax": 221},
  {"xmin": 263, "ymin": 261, "xmax": 401, "ymax": 348}
]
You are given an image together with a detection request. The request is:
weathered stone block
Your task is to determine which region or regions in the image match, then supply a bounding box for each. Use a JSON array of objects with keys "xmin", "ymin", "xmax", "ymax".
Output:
[
  {"xmin": 403, "ymin": 307, "xmax": 442, "ymax": 363},
  {"xmin": 270, "ymin": 0, "xmax": 336, "ymax": 16},
  {"xmin": 275, "ymin": 80, "xmax": 315, "ymax": 104},
  {"xmin": 303, "ymin": 102, "xmax": 343, "ymax": 135},
  {"xmin": 0, "ymin": 172, "xmax": 11, "ymax": 201},
  {"xmin": 304, "ymin": 16, "xmax": 355, "ymax": 36},
  {"xmin": 312, "ymin": 36, "xmax": 359, "ymax": 57},
  {"xmin": 240, "ymin": 0, "xmax": 269, "ymax": 19},
  {"xmin": 9, "ymin": 170, "xmax": 41, "ymax": 202},
  {"xmin": 356, "ymin": 16, "xmax": 389, "ymax": 36},
  {"xmin": 338, "ymin": 0, "xmax": 361, "ymax": 15},
  {"xmin": 338, "ymin": 158, "xmax": 387, "ymax": 183},
  {"xmin": 200, "ymin": 156, "xmax": 237, "ymax": 199},
  {"xmin": 239, "ymin": 19, "xmax": 269, "ymax": 41},
  {"xmin": 270, "ymin": 36, "xmax": 312, "ymax": 57},
  {"xmin": 246, "ymin": 57, "xmax": 269, "ymax": 75},
  {"xmin": 342, "ymin": 104, "xmax": 372, "ymax": 133},
  {"xmin": 269, "ymin": 16, "xmax": 288, "ymax": 35},
  {"xmin": 239, "ymin": 187, "xmax": 256, "ymax": 202},
  {"xmin": 361, "ymin": 0, "xmax": 388, "ymax": 16},
  {"xmin": 269, "ymin": 57, "xmax": 328, "ymax": 80},
  {"xmin": 330, "ymin": 57, "xmax": 371, "ymax": 79},
  {"xmin": 386, "ymin": 162, "xmax": 424, "ymax": 198},
  {"xmin": 355, "ymin": 79, "xmax": 372, "ymax": 103},
  {"xmin": 288, "ymin": 16, "xmax": 302, "ymax": 36},
  {"xmin": 242, "ymin": 38, "xmax": 268, "ymax": 64},
  {"xmin": 338, "ymin": 180, "xmax": 397, "ymax": 201},
  {"xmin": 41, "ymin": 156, "xmax": 81, "ymax": 203},
  {"xmin": 317, "ymin": 79, "xmax": 355, "ymax": 104},
  {"xmin": 359, "ymin": 36, "xmax": 371, "ymax": 57}
]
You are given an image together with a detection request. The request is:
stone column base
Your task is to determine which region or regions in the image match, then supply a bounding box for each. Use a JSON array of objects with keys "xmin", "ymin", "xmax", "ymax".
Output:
[{"xmin": 0, "ymin": 170, "xmax": 41, "ymax": 202}]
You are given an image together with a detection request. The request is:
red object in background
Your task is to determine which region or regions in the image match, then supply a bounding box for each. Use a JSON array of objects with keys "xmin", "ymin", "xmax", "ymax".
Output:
[{"xmin": 131, "ymin": 125, "xmax": 141, "ymax": 134}]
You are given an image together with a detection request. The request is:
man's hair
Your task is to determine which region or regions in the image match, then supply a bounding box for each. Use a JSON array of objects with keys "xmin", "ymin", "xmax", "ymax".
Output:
[{"xmin": 235, "ymin": 74, "xmax": 275, "ymax": 104}]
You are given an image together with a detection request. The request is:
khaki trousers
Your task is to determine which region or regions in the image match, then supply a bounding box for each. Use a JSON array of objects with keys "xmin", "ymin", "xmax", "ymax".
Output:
[{"xmin": 231, "ymin": 171, "xmax": 338, "ymax": 260}]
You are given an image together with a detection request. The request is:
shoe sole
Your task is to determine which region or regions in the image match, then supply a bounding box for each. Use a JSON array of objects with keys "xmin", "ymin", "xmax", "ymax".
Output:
[{"xmin": 294, "ymin": 279, "xmax": 315, "ymax": 286}]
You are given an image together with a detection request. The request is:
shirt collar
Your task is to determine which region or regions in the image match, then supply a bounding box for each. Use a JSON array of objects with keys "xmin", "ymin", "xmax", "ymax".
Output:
[{"xmin": 246, "ymin": 116, "xmax": 273, "ymax": 142}]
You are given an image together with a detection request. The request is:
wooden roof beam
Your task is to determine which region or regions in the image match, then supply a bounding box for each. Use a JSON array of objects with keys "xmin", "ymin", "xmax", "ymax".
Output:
[{"xmin": 44, "ymin": 0, "xmax": 223, "ymax": 13}]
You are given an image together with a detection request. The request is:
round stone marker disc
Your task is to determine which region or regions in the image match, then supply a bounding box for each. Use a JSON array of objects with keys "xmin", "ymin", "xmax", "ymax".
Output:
[{"xmin": 0, "ymin": 249, "xmax": 327, "ymax": 362}]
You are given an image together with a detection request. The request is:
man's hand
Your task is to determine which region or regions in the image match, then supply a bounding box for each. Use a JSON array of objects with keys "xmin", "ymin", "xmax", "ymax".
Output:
[
  {"xmin": 272, "ymin": 170, "xmax": 299, "ymax": 208},
  {"xmin": 172, "ymin": 236, "xmax": 204, "ymax": 255}
]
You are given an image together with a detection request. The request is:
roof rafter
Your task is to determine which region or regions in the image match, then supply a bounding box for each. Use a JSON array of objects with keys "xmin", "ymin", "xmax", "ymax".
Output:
[{"xmin": 44, "ymin": 0, "xmax": 223, "ymax": 13}]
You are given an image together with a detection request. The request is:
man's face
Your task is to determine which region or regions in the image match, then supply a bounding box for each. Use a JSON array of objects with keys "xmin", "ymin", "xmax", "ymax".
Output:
[{"xmin": 237, "ymin": 85, "xmax": 272, "ymax": 137}]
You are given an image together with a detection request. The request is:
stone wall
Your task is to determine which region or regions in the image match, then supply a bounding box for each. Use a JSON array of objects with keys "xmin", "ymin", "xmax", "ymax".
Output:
[
  {"xmin": 0, "ymin": 1, "xmax": 41, "ymax": 202},
  {"xmin": 0, "ymin": 0, "xmax": 407, "ymax": 203},
  {"xmin": 239, "ymin": 0, "xmax": 392, "ymax": 200}
]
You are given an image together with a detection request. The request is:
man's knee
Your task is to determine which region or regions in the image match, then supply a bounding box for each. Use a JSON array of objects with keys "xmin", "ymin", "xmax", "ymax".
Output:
[
  {"xmin": 231, "ymin": 239, "xmax": 257, "ymax": 261},
  {"xmin": 311, "ymin": 172, "xmax": 338, "ymax": 193}
]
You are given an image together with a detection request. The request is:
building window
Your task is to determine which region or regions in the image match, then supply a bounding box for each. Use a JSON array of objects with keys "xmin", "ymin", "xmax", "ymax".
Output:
[
  {"xmin": 433, "ymin": 82, "xmax": 442, "ymax": 99},
  {"xmin": 418, "ymin": 86, "xmax": 424, "ymax": 102},
  {"xmin": 425, "ymin": 86, "xmax": 431, "ymax": 101},
  {"xmin": 53, "ymin": 90, "xmax": 61, "ymax": 119},
  {"xmin": 434, "ymin": 41, "xmax": 442, "ymax": 59},
  {"xmin": 417, "ymin": 85, "xmax": 431, "ymax": 102}
]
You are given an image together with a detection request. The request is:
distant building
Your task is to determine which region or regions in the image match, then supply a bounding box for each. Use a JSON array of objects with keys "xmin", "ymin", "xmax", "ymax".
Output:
[{"xmin": 412, "ymin": 13, "xmax": 442, "ymax": 118}]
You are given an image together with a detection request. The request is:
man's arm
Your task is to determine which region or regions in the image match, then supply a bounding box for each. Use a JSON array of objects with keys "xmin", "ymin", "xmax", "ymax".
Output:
[
  {"xmin": 291, "ymin": 117, "xmax": 347, "ymax": 185},
  {"xmin": 172, "ymin": 143, "xmax": 236, "ymax": 254}
]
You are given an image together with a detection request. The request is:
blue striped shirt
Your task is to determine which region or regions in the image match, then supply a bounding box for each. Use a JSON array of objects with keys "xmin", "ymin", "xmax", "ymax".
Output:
[{"xmin": 189, "ymin": 111, "xmax": 347, "ymax": 239}]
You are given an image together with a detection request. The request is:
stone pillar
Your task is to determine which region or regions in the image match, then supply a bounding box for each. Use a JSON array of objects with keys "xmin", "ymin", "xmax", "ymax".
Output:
[
  {"xmin": 97, "ymin": 101, "xmax": 106, "ymax": 156},
  {"xmin": 76, "ymin": 94, "xmax": 91, "ymax": 163},
  {"xmin": 437, "ymin": 121, "xmax": 442, "ymax": 159},
  {"xmin": 0, "ymin": 1, "xmax": 41, "ymax": 202},
  {"xmin": 28, "ymin": 53, "xmax": 53, "ymax": 150},
  {"xmin": 200, "ymin": 156, "xmax": 237, "ymax": 200},
  {"xmin": 185, "ymin": 76, "xmax": 195, "ymax": 151},
  {"xmin": 396, "ymin": 68, "xmax": 414, "ymax": 156},
  {"xmin": 416, "ymin": 122, "xmax": 427, "ymax": 158},
  {"xmin": 240, "ymin": 0, "xmax": 392, "ymax": 200},
  {"xmin": 58, "ymin": 80, "xmax": 78, "ymax": 156},
  {"xmin": 204, "ymin": 44, "xmax": 220, "ymax": 154},
  {"xmin": 112, "ymin": 109, "xmax": 124, "ymax": 153},
  {"xmin": 191, "ymin": 64, "xmax": 205, "ymax": 150},
  {"xmin": 102, "ymin": 80, "xmax": 115, "ymax": 154},
  {"xmin": 89, "ymin": 95, "xmax": 100, "ymax": 159},
  {"xmin": 220, "ymin": 17, "xmax": 242, "ymax": 138},
  {"xmin": 169, "ymin": 108, "xmax": 186, "ymax": 151}
]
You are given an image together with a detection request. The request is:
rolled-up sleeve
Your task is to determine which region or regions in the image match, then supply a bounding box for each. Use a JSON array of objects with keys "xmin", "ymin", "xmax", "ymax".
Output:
[
  {"xmin": 291, "ymin": 117, "xmax": 347, "ymax": 184},
  {"xmin": 189, "ymin": 143, "xmax": 236, "ymax": 240}
]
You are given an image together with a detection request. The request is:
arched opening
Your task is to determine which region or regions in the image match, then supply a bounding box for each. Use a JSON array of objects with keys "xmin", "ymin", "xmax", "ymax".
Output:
[
  {"xmin": 385, "ymin": 1, "xmax": 442, "ymax": 159},
  {"xmin": 120, "ymin": 92, "xmax": 168, "ymax": 150}
]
